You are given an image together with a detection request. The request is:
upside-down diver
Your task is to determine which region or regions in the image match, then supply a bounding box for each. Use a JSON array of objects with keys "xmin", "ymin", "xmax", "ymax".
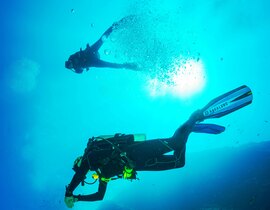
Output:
[{"xmin": 65, "ymin": 16, "xmax": 138, "ymax": 74}]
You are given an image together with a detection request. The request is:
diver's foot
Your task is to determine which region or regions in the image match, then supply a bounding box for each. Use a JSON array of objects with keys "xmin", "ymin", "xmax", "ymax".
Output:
[{"xmin": 189, "ymin": 109, "xmax": 204, "ymax": 123}]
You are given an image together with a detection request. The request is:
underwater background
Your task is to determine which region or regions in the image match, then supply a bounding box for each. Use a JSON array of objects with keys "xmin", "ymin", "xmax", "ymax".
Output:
[{"xmin": 1, "ymin": 0, "xmax": 270, "ymax": 209}]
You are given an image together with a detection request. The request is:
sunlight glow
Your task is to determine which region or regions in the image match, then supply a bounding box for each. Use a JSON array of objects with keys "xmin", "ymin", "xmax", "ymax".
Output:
[
  {"xmin": 148, "ymin": 57, "xmax": 206, "ymax": 98},
  {"xmin": 9, "ymin": 58, "xmax": 40, "ymax": 93}
]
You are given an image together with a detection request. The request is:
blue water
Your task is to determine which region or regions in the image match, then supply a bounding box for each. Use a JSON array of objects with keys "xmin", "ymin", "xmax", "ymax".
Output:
[{"xmin": 1, "ymin": 0, "xmax": 270, "ymax": 209}]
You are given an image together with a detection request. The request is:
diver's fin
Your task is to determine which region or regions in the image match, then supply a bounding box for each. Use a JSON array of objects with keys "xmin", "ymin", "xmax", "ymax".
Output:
[
  {"xmin": 202, "ymin": 85, "xmax": 253, "ymax": 119},
  {"xmin": 192, "ymin": 123, "xmax": 225, "ymax": 134}
]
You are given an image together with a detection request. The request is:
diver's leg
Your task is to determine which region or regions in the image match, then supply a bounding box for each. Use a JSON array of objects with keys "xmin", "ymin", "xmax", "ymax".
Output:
[
  {"xmin": 139, "ymin": 110, "xmax": 210, "ymax": 171},
  {"xmin": 91, "ymin": 16, "xmax": 138, "ymax": 52},
  {"xmin": 125, "ymin": 136, "xmax": 185, "ymax": 171},
  {"xmin": 136, "ymin": 146, "xmax": 186, "ymax": 171},
  {"xmin": 126, "ymin": 138, "xmax": 174, "ymax": 163},
  {"xmin": 126, "ymin": 110, "xmax": 203, "ymax": 171},
  {"xmin": 92, "ymin": 59, "xmax": 125, "ymax": 68},
  {"xmin": 91, "ymin": 26, "xmax": 114, "ymax": 51},
  {"xmin": 92, "ymin": 59, "xmax": 138, "ymax": 70},
  {"xmin": 126, "ymin": 131, "xmax": 188, "ymax": 163},
  {"xmin": 170, "ymin": 110, "xmax": 204, "ymax": 153},
  {"xmin": 92, "ymin": 16, "xmax": 136, "ymax": 51}
]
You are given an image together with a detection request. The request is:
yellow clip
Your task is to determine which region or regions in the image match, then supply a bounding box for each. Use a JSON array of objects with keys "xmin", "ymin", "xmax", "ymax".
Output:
[{"xmin": 92, "ymin": 173, "xmax": 99, "ymax": 180}]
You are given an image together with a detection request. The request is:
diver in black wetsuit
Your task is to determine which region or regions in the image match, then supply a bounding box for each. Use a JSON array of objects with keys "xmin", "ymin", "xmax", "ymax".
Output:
[
  {"xmin": 64, "ymin": 109, "xmax": 205, "ymax": 208},
  {"xmin": 64, "ymin": 85, "xmax": 253, "ymax": 208},
  {"xmin": 65, "ymin": 17, "xmax": 138, "ymax": 74}
]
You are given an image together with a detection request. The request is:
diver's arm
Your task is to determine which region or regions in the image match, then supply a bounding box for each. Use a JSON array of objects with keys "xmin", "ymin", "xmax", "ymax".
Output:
[
  {"xmin": 74, "ymin": 180, "xmax": 107, "ymax": 201},
  {"xmin": 65, "ymin": 160, "xmax": 89, "ymax": 196},
  {"xmin": 91, "ymin": 25, "xmax": 114, "ymax": 51}
]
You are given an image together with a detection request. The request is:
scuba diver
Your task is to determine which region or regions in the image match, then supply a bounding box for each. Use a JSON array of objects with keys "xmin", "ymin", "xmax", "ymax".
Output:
[
  {"xmin": 64, "ymin": 85, "xmax": 253, "ymax": 208},
  {"xmin": 65, "ymin": 17, "xmax": 138, "ymax": 74}
]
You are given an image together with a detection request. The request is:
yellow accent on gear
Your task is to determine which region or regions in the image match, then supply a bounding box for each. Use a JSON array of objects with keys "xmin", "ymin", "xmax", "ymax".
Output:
[
  {"xmin": 92, "ymin": 173, "xmax": 99, "ymax": 180},
  {"xmin": 123, "ymin": 166, "xmax": 133, "ymax": 179},
  {"xmin": 101, "ymin": 177, "xmax": 111, "ymax": 183}
]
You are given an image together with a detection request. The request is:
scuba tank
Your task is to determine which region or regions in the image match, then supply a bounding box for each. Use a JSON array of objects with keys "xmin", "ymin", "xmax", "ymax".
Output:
[
  {"xmin": 84, "ymin": 133, "xmax": 146, "ymax": 155},
  {"xmin": 74, "ymin": 133, "xmax": 143, "ymax": 187},
  {"xmin": 98, "ymin": 133, "xmax": 146, "ymax": 142}
]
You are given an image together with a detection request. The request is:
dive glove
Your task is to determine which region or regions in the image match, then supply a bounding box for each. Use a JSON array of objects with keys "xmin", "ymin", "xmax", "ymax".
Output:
[{"xmin": 64, "ymin": 196, "xmax": 78, "ymax": 208}]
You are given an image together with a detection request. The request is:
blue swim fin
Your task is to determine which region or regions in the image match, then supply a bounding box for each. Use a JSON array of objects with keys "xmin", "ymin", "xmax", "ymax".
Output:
[
  {"xmin": 202, "ymin": 85, "xmax": 253, "ymax": 119},
  {"xmin": 192, "ymin": 123, "xmax": 225, "ymax": 134}
]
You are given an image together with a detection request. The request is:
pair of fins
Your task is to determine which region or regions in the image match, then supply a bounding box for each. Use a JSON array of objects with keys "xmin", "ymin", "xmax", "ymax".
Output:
[{"xmin": 192, "ymin": 85, "xmax": 253, "ymax": 135}]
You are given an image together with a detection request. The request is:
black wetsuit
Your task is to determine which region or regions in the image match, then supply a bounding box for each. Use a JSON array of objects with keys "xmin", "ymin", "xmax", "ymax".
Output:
[
  {"xmin": 65, "ymin": 110, "xmax": 203, "ymax": 202},
  {"xmin": 65, "ymin": 21, "xmax": 137, "ymax": 73}
]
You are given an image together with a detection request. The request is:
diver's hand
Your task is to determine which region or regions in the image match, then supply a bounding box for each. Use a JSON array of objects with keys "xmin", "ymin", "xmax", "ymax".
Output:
[{"xmin": 64, "ymin": 196, "xmax": 78, "ymax": 208}]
